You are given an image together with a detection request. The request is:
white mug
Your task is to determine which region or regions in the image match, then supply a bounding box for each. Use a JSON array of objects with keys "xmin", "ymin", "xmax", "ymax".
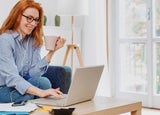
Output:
[{"xmin": 44, "ymin": 35, "xmax": 58, "ymax": 51}]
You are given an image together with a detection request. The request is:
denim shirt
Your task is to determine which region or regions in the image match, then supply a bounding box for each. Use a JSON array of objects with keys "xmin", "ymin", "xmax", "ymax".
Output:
[{"xmin": 0, "ymin": 31, "xmax": 49, "ymax": 95}]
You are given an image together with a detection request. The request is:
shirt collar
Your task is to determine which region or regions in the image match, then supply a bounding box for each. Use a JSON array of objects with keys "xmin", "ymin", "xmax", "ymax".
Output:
[
  {"xmin": 12, "ymin": 31, "xmax": 20, "ymax": 39},
  {"xmin": 8, "ymin": 31, "xmax": 22, "ymax": 42},
  {"xmin": 12, "ymin": 31, "xmax": 31, "ymax": 42},
  {"xmin": 5, "ymin": 30, "xmax": 31, "ymax": 42}
]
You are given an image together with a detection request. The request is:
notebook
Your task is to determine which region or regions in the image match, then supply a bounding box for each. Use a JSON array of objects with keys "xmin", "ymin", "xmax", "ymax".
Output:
[{"xmin": 31, "ymin": 65, "xmax": 104, "ymax": 107}]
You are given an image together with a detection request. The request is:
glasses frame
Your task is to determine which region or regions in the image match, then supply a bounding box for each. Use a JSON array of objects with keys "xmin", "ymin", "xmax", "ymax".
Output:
[{"xmin": 22, "ymin": 14, "xmax": 40, "ymax": 25}]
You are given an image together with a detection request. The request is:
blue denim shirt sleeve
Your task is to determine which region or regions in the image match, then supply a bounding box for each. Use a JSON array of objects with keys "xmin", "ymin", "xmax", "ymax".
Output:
[
  {"xmin": 0, "ymin": 33, "xmax": 32, "ymax": 94},
  {"xmin": 0, "ymin": 32, "xmax": 49, "ymax": 95}
]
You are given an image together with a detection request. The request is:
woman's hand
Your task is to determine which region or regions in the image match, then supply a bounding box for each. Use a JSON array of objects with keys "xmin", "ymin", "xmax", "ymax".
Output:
[
  {"xmin": 40, "ymin": 88, "xmax": 63, "ymax": 99},
  {"xmin": 54, "ymin": 36, "xmax": 66, "ymax": 51}
]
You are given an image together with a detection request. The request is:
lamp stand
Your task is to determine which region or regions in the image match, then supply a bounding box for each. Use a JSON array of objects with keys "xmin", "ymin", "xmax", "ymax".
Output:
[{"xmin": 63, "ymin": 16, "xmax": 84, "ymax": 69}]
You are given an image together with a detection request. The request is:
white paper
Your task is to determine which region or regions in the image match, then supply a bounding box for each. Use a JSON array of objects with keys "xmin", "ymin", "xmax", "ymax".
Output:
[{"xmin": 0, "ymin": 102, "xmax": 38, "ymax": 112}]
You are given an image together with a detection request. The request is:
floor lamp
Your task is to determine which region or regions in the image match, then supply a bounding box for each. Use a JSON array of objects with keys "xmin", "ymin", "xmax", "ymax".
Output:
[{"xmin": 57, "ymin": 0, "xmax": 88, "ymax": 69}]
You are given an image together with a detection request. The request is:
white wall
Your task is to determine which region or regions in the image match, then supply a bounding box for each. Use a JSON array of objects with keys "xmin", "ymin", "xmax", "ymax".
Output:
[
  {"xmin": 0, "ymin": 0, "xmax": 17, "ymax": 26},
  {"xmin": 82, "ymin": 0, "xmax": 111, "ymax": 96},
  {"xmin": 36, "ymin": 0, "xmax": 57, "ymax": 26}
]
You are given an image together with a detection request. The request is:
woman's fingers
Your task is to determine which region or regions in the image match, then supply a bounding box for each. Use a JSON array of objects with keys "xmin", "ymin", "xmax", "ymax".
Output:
[{"xmin": 55, "ymin": 38, "xmax": 66, "ymax": 49}]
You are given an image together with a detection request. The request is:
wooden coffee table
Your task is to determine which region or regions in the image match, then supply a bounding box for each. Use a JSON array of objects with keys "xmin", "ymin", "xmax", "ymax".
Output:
[{"xmin": 31, "ymin": 96, "xmax": 142, "ymax": 115}]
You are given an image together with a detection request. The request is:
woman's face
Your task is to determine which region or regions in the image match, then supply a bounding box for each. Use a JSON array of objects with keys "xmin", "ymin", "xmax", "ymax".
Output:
[{"xmin": 17, "ymin": 7, "xmax": 40, "ymax": 38}]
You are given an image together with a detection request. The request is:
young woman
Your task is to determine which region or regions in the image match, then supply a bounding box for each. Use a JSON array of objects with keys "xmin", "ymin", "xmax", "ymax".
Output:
[{"xmin": 0, "ymin": 0, "xmax": 66, "ymax": 103}]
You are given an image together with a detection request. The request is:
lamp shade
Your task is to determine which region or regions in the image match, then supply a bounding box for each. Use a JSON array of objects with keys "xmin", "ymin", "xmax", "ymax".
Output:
[{"xmin": 57, "ymin": 0, "xmax": 88, "ymax": 16}]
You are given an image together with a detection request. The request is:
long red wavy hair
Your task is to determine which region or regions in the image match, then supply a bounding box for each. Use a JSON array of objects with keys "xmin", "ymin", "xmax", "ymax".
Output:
[{"xmin": 0, "ymin": 0, "xmax": 44, "ymax": 47}]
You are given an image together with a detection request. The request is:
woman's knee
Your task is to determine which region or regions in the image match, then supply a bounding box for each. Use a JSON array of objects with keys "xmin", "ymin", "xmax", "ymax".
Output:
[
  {"xmin": 28, "ymin": 77, "xmax": 52, "ymax": 89},
  {"xmin": 39, "ymin": 77, "xmax": 52, "ymax": 89}
]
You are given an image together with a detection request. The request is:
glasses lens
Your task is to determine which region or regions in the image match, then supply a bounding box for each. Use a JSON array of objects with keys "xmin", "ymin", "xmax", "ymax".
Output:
[
  {"xmin": 27, "ymin": 16, "xmax": 34, "ymax": 23},
  {"xmin": 34, "ymin": 18, "xmax": 40, "ymax": 24}
]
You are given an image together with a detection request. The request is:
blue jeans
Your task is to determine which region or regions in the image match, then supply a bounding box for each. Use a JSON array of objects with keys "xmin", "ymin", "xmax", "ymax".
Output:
[{"xmin": 0, "ymin": 77, "xmax": 51, "ymax": 103}]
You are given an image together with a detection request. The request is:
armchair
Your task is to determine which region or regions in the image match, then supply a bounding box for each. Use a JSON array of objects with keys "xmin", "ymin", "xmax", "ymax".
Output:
[{"xmin": 43, "ymin": 65, "xmax": 72, "ymax": 94}]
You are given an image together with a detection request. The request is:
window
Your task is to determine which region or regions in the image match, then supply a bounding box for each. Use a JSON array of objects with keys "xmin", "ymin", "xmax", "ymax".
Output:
[{"xmin": 115, "ymin": 0, "xmax": 160, "ymax": 108}]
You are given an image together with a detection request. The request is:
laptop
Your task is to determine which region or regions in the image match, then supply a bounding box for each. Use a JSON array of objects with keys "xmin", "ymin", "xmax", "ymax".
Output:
[{"xmin": 31, "ymin": 65, "xmax": 104, "ymax": 107}]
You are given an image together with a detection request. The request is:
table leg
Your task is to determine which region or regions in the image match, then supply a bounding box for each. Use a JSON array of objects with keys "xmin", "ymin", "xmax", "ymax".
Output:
[{"xmin": 131, "ymin": 110, "xmax": 141, "ymax": 115}]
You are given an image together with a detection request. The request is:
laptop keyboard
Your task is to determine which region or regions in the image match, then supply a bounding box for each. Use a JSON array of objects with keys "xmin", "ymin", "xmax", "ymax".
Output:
[
  {"xmin": 48, "ymin": 94, "xmax": 67, "ymax": 99},
  {"xmin": 45, "ymin": 94, "xmax": 68, "ymax": 106}
]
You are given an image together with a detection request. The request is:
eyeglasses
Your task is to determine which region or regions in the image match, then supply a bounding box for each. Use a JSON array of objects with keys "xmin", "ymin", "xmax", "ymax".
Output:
[{"xmin": 22, "ymin": 14, "xmax": 40, "ymax": 24}]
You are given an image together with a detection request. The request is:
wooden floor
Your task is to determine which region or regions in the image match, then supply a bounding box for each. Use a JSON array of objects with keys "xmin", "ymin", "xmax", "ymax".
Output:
[{"xmin": 120, "ymin": 108, "xmax": 160, "ymax": 115}]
